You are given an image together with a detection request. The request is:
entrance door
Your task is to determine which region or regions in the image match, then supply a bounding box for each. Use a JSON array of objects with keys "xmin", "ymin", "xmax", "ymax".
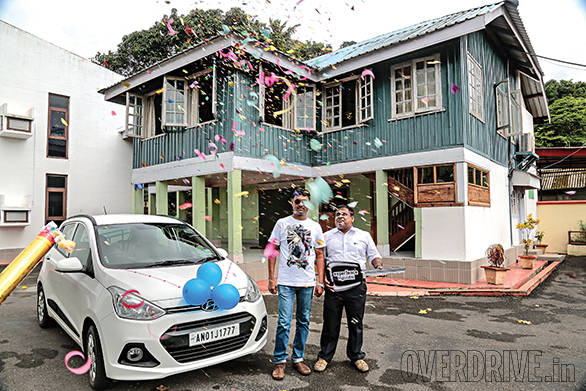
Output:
[{"xmin": 259, "ymin": 189, "xmax": 291, "ymax": 247}]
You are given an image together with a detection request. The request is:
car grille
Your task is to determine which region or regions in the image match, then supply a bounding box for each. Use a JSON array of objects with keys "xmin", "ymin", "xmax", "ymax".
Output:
[
  {"xmin": 165, "ymin": 297, "xmax": 246, "ymax": 314},
  {"xmin": 160, "ymin": 312, "xmax": 256, "ymax": 363}
]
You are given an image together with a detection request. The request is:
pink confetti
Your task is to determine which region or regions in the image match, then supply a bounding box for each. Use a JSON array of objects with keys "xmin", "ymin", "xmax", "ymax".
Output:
[
  {"xmin": 194, "ymin": 149, "xmax": 206, "ymax": 160},
  {"xmin": 232, "ymin": 121, "xmax": 245, "ymax": 136},
  {"xmin": 358, "ymin": 209, "xmax": 370, "ymax": 216},
  {"xmin": 166, "ymin": 18, "xmax": 176, "ymax": 36},
  {"xmin": 111, "ymin": 110, "xmax": 116, "ymax": 116},
  {"xmin": 179, "ymin": 202, "xmax": 192, "ymax": 210},
  {"xmin": 64, "ymin": 351, "xmax": 92, "ymax": 375},
  {"xmin": 397, "ymin": 223, "xmax": 405, "ymax": 230},
  {"xmin": 299, "ymin": 65, "xmax": 311, "ymax": 81},
  {"xmin": 264, "ymin": 72, "xmax": 278, "ymax": 87},
  {"xmin": 204, "ymin": 216, "xmax": 212, "ymax": 221},
  {"xmin": 214, "ymin": 134, "xmax": 220, "ymax": 142},
  {"xmin": 121, "ymin": 289, "xmax": 144, "ymax": 309},
  {"xmin": 263, "ymin": 239, "xmax": 279, "ymax": 258},
  {"xmin": 421, "ymin": 97, "xmax": 430, "ymax": 104},
  {"xmin": 283, "ymin": 83, "xmax": 296, "ymax": 100},
  {"xmin": 361, "ymin": 69, "xmax": 375, "ymax": 80},
  {"xmin": 182, "ymin": 178, "xmax": 191, "ymax": 185},
  {"xmin": 209, "ymin": 142, "xmax": 218, "ymax": 157},
  {"xmin": 450, "ymin": 83, "xmax": 460, "ymax": 94}
]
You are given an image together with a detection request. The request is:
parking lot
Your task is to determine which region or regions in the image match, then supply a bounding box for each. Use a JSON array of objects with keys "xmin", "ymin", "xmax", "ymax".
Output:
[{"xmin": 0, "ymin": 257, "xmax": 585, "ymax": 391}]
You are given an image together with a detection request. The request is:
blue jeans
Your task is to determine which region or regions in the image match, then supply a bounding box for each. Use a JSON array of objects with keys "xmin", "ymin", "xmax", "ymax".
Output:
[{"xmin": 273, "ymin": 285, "xmax": 314, "ymax": 364}]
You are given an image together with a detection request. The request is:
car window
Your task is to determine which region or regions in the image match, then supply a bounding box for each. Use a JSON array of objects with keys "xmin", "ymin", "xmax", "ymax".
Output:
[
  {"xmin": 57, "ymin": 223, "xmax": 77, "ymax": 257},
  {"xmin": 69, "ymin": 224, "xmax": 92, "ymax": 268},
  {"xmin": 96, "ymin": 223, "xmax": 217, "ymax": 268}
]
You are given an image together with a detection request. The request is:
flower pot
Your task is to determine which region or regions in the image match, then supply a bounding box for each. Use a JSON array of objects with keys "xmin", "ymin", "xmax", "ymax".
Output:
[
  {"xmin": 534, "ymin": 244, "xmax": 548, "ymax": 254},
  {"xmin": 518, "ymin": 254, "xmax": 537, "ymax": 269},
  {"xmin": 481, "ymin": 266, "xmax": 509, "ymax": 285}
]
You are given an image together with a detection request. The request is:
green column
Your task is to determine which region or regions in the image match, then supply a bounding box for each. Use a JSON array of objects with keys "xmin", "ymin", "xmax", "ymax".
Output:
[
  {"xmin": 155, "ymin": 181, "xmax": 168, "ymax": 215},
  {"xmin": 414, "ymin": 207, "xmax": 422, "ymax": 258},
  {"xmin": 132, "ymin": 186, "xmax": 143, "ymax": 214},
  {"xmin": 227, "ymin": 170, "xmax": 243, "ymax": 263},
  {"xmin": 206, "ymin": 188, "xmax": 213, "ymax": 236},
  {"xmin": 148, "ymin": 192, "xmax": 156, "ymax": 215},
  {"xmin": 375, "ymin": 170, "xmax": 389, "ymax": 255},
  {"xmin": 177, "ymin": 191, "xmax": 187, "ymax": 221},
  {"xmin": 304, "ymin": 179, "xmax": 319, "ymax": 222},
  {"xmin": 192, "ymin": 176, "xmax": 206, "ymax": 234}
]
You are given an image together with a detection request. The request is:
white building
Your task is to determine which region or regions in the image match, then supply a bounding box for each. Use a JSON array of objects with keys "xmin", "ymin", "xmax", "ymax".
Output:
[{"xmin": 0, "ymin": 21, "xmax": 132, "ymax": 262}]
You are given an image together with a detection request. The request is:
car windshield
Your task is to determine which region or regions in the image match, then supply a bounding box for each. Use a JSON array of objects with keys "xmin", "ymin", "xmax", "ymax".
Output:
[{"xmin": 95, "ymin": 223, "xmax": 219, "ymax": 269}]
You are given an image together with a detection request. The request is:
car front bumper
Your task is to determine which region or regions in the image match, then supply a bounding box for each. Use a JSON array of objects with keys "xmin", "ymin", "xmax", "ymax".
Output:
[{"xmin": 97, "ymin": 298, "xmax": 268, "ymax": 381}]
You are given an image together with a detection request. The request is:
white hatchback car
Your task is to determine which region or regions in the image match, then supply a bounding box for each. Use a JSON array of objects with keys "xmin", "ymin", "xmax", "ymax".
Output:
[{"xmin": 36, "ymin": 214, "xmax": 267, "ymax": 389}]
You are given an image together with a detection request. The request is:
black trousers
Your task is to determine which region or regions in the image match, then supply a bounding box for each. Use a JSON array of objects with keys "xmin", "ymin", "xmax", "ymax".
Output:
[{"xmin": 318, "ymin": 282, "xmax": 367, "ymax": 363}]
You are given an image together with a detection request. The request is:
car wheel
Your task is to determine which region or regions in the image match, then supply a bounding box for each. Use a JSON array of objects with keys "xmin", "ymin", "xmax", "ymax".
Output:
[
  {"xmin": 86, "ymin": 324, "xmax": 111, "ymax": 390},
  {"xmin": 37, "ymin": 285, "xmax": 53, "ymax": 328}
]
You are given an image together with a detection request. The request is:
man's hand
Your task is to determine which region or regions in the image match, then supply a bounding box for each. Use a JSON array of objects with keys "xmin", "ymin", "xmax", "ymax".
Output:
[
  {"xmin": 324, "ymin": 280, "xmax": 335, "ymax": 293},
  {"xmin": 314, "ymin": 285, "xmax": 324, "ymax": 297},
  {"xmin": 268, "ymin": 279, "xmax": 278, "ymax": 294}
]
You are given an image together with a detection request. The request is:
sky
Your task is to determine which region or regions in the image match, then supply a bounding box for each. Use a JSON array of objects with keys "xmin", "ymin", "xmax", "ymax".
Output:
[{"xmin": 1, "ymin": 0, "xmax": 585, "ymax": 82}]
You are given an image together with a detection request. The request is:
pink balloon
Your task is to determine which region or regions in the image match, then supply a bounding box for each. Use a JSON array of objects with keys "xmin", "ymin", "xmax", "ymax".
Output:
[{"xmin": 64, "ymin": 351, "xmax": 92, "ymax": 375}]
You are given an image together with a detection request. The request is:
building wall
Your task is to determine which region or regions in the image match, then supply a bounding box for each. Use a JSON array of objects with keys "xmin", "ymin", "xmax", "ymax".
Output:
[
  {"xmin": 0, "ymin": 21, "xmax": 131, "ymax": 259},
  {"xmin": 348, "ymin": 174, "xmax": 372, "ymax": 232},
  {"xmin": 537, "ymin": 201, "xmax": 586, "ymax": 254}
]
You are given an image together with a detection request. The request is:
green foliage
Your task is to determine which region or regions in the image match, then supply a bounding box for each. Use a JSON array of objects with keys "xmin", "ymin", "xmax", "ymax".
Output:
[
  {"xmin": 93, "ymin": 7, "xmax": 331, "ymax": 76},
  {"xmin": 339, "ymin": 41, "xmax": 357, "ymax": 49},
  {"xmin": 544, "ymin": 79, "xmax": 586, "ymax": 106},
  {"xmin": 534, "ymin": 95, "xmax": 586, "ymax": 147}
]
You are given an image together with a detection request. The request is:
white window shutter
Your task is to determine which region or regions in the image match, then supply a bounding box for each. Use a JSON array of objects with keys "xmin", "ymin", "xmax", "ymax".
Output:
[
  {"xmin": 162, "ymin": 77, "xmax": 169, "ymax": 127},
  {"xmin": 258, "ymin": 64, "xmax": 265, "ymax": 122},
  {"xmin": 125, "ymin": 92, "xmax": 131, "ymax": 136},
  {"xmin": 212, "ymin": 58, "xmax": 217, "ymax": 117},
  {"xmin": 358, "ymin": 75, "xmax": 373, "ymax": 123}
]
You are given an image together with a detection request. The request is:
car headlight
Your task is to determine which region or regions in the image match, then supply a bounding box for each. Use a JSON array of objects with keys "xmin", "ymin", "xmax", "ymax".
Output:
[
  {"xmin": 107, "ymin": 286, "xmax": 165, "ymax": 320},
  {"xmin": 244, "ymin": 275, "xmax": 261, "ymax": 302}
]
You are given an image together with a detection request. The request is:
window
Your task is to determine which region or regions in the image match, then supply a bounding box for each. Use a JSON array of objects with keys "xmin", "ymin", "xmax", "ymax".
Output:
[
  {"xmin": 57, "ymin": 223, "xmax": 77, "ymax": 257},
  {"xmin": 125, "ymin": 94, "xmax": 143, "ymax": 137},
  {"xmin": 418, "ymin": 164, "xmax": 454, "ymax": 184},
  {"xmin": 322, "ymin": 75, "xmax": 373, "ymax": 131},
  {"xmin": 3, "ymin": 210, "xmax": 29, "ymax": 223},
  {"xmin": 295, "ymin": 86, "xmax": 316, "ymax": 130},
  {"xmin": 70, "ymin": 224, "xmax": 92, "ymax": 269},
  {"xmin": 495, "ymin": 82, "xmax": 509, "ymax": 135},
  {"xmin": 187, "ymin": 67, "xmax": 217, "ymax": 126},
  {"xmin": 391, "ymin": 54, "xmax": 441, "ymax": 119},
  {"xmin": 263, "ymin": 79, "xmax": 287, "ymax": 128},
  {"xmin": 163, "ymin": 77, "xmax": 186, "ymax": 127},
  {"xmin": 46, "ymin": 174, "xmax": 67, "ymax": 226},
  {"xmin": 467, "ymin": 53, "xmax": 484, "ymax": 121},
  {"xmin": 467, "ymin": 164, "xmax": 490, "ymax": 206},
  {"xmin": 47, "ymin": 93, "xmax": 69, "ymax": 158},
  {"xmin": 6, "ymin": 117, "xmax": 31, "ymax": 132}
]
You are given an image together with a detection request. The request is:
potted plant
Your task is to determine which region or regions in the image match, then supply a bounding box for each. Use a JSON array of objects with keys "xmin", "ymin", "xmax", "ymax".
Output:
[
  {"xmin": 516, "ymin": 214, "xmax": 540, "ymax": 269},
  {"xmin": 481, "ymin": 244, "xmax": 509, "ymax": 285},
  {"xmin": 534, "ymin": 230, "xmax": 547, "ymax": 253}
]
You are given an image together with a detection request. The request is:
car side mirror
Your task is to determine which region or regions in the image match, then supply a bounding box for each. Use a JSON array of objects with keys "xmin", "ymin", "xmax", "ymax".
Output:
[
  {"xmin": 55, "ymin": 257, "xmax": 84, "ymax": 273},
  {"xmin": 216, "ymin": 248, "xmax": 228, "ymax": 259}
]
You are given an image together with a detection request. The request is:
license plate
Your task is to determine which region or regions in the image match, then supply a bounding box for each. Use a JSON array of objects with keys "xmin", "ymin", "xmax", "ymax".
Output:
[{"xmin": 189, "ymin": 324, "xmax": 240, "ymax": 346}]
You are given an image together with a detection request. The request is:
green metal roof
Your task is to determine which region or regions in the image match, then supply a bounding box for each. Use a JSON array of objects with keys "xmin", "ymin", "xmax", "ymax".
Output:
[{"xmin": 305, "ymin": 2, "xmax": 505, "ymax": 69}]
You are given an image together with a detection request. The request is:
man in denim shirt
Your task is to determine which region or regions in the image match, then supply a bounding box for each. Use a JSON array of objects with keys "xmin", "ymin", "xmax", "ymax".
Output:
[{"xmin": 267, "ymin": 189, "xmax": 325, "ymax": 380}]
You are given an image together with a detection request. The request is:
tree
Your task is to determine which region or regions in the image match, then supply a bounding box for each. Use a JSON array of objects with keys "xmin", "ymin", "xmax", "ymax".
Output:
[
  {"xmin": 544, "ymin": 79, "xmax": 586, "ymax": 106},
  {"xmin": 535, "ymin": 96, "xmax": 586, "ymax": 147},
  {"xmin": 339, "ymin": 41, "xmax": 357, "ymax": 49},
  {"xmin": 93, "ymin": 7, "xmax": 331, "ymax": 76}
]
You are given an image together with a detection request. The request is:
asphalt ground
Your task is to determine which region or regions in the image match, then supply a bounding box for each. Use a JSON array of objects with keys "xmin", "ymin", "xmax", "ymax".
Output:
[{"xmin": 0, "ymin": 257, "xmax": 585, "ymax": 391}]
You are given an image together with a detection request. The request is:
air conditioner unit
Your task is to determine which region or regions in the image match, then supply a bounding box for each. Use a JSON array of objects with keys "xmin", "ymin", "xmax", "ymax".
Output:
[{"xmin": 520, "ymin": 133, "xmax": 534, "ymax": 152}]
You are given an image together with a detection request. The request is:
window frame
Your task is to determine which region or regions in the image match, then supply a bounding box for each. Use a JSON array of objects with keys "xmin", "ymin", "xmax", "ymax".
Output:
[
  {"xmin": 467, "ymin": 164, "xmax": 490, "ymax": 189},
  {"xmin": 3, "ymin": 210, "xmax": 29, "ymax": 223},
  {"xmin": 416, "ymin": 163, "xmax": 456, "ymax": 185},
  {"xmin": 6, "ymin": 116, "xmax": 32, "ymax": 132},
  {"xmin": 390, "ymin": 54, "xmax": 442, "ymax": 120},
  {"xmin": 162, "ymin": 76, "xmax": 187, "ymax": 127},
  {"xmin": 322, "ymin": 75, "xmax": 369, "ymax": 133},
  {"xmin": 467, "ymin": 53, "xmax": 484, "ymax": 122},
  {"xmin": 294, "ymin": 84, "xmax": 317, "ymax": 131},
  {"xmin": 186, "ymin": 66, "xmax": 218, "ymax": 127},
  {"xmin": 125, "ymin": 93, "xmax": 143, "ymax": 138},
  {"xmin": 47, "ymin": 93, "xmax": 70, "ymax": 159},
  {"xmin": 358, "ymin": 73, "xmax": 374, "ymax": 123},
  {"xmin": 45, "ymin": 173, "xmax": 68, "ymax": 225}
]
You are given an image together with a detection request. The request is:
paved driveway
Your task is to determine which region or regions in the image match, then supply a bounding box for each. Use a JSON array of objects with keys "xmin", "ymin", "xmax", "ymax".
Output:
[{"xmin": 0, "ymin": 257, "xmax": 585, "ymax": 391}]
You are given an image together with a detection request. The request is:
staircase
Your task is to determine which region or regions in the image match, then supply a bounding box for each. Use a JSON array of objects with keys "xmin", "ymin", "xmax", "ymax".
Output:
[{"xmin": 388, "ymin": 169, "xmax": 415, "ymax": 252}]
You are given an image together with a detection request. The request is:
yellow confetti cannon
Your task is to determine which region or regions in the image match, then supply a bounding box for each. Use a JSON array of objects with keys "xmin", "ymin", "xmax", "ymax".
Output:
[{"xmin": 0, "ymin": 222, "xmax": 74, "ymax": 304}]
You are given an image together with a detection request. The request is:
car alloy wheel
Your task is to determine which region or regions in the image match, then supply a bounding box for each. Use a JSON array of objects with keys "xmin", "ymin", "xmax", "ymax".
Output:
[
  {"xmin": 87, "ymin": 333, "xmax": 97, "ymax": 384},
  {"xmin": 37, "ymin": 289, "xmax": 45, "ymax": 323}
]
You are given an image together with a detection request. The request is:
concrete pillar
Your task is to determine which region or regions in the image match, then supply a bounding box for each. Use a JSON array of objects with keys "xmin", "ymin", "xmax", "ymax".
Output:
[
  {"xmin": 304, "ymin": 179, "xmax": 319, "ymax": 222},
  {"xmin": 177, "ymin": 191, "xmax": 187, "ymax": 221},
  {"xmin": 206, "ymin": 188, "xmax": 213, "ymax": 236},
  {"xmin": 414, "ymin": 207, "xmax": 422, "ymax": 258},
  {"xmin": 132, "ymin": 186, "xmax": 143, "ymax": 214},
  {"xmin": 227, "ymin": 170, "xmax": 243, "ymax": 263},
  {"xmin": 192, "ymin": 176, "xmax": 206, "ymax": 235},
  {"xmin": 375, "ymin": 170, "xmax": 390, "ymax": 256},
  {"xmin": 155, "ymin": 181, "xmax": 168, "ymax": 215},
  {"xmin": 148, "ymin": 192, "xmax": 156, "ymax": 215}
]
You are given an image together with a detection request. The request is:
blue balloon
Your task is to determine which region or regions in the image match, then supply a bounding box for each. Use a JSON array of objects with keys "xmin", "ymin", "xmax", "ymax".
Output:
[
  {"xmin": 197, "ymin": 262, "xmax": 223, "ymax": 288},
  {"xmin": 183, "ymin": 278, "xmax": 211, "ymax": 306},
  {"xmin": 211, "ymin": 284, "xmax": 240, "ymax": 310}
]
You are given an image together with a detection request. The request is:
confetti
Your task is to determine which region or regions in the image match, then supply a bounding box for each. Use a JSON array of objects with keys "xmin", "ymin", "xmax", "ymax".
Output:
[
  {"xmin": 517, "ymin": 320, "xmax": 532, "ymax": 325},
  {"xmin": 319, "ymin": 214, "xmax": 329, "ymax": 220},
  {"xmin": 214, "ymin": 199, "xmax": 221, "ymax": 204},
  {"xmin": 358, "ymin": 209, "xmax": 369, "ymax": 216},
  {"xmin": 348, "ymin": 201, "xmax": 358, "ymax": 208},
  {"xmin": 263, "ymin": 154, "xmax": 281, "ymax": 178},
  {"xmin": 232, "ymin": 120, "xmax": 245, "ymax": 136},
  {"xmin": 111, "ymin": 110, "xmax": 116, "ymax": 116},
  {"xmin": 166, "ymin": 18, "xmax": 176, "ymax": 36},
  {"xmin": 409, "ymin": 296, "xmax": 419, "ymax": 299},
  {"xmin": 204, "ymin": 216, "xmax": 212, "ymax": 221},
  {"xmin": 178, "ymin": 202, "xmax": 192, "ymax": 210},
  {"xmin": 60, "ymin": 118, "xmax": 68, "ymax": 127},
  {"xmin": 263, "ymin": 239, "xmax": 279, "ymax": 258},
  {"xmin": 65, "ymin": 351, "xmax": 92, "ymax": 375},
  {"xmin": 194, "ymin": 149, "xmax": 206, "ymax": 160},
  {"xmin": 373, "ymin": 138, "xmax": 383, "ymax": 148},
  {"xmin": 317, "ymin": 239, "xmax": 325, "ymax": 246},
  {"xmin": 182, "ymin": 178, "xmax": 190, "ymax": 185},
  {"xmin": 361, "ymin": 69, "xmax": 375, "ymax": 80},
  {"xmin": 450, "ymin": 83, "xmax": 460, "ymax": 94},
  {"xmin": 310, "ymin": 138, "xmax": 322, "ymax": 152},
  {"xmin": 155, "ymin": 88, "xmax": 165, "ymax": 95},
  {"xmin": 121, "ymin": 81, "xmax": 131, "ymax": 88},
  {"xmin": 421, "ymin": 97, "xmax": 430, "ymax": 104},
  {"xmin": 21, "ymin": 285, "xmax": 27, "ymax": 290},
  {"xmin": 234, "ymin": 191, "xmax": 249, "ymax": 198},
  {"xmin": 221, "ymin": 24, "xmax": 231, "ymax": 35}
]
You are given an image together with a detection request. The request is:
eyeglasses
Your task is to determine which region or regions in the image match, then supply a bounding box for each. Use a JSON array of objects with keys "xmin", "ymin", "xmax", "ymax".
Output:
[
  {"xmin": 335, "ymin": 212, "xmax": 352, "ymax": 217},
  {"xmin": 294, "ymin": 199, "xmax": 306, "ymax": 205}
]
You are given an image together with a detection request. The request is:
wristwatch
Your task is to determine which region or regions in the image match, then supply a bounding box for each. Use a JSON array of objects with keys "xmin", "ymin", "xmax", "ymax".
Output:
[{"xmin": 316, "ymin": 282, "xmax": 325, "ymax": 288}]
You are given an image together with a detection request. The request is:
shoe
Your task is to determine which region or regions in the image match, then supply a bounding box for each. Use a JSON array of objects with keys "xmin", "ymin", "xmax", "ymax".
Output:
[
  {"xmin": 293, "ymin": 361, "xmax": 311, "ymax": 376},
  {"xmin": 314, "ymin": 357, "xmax": 328, "ymax": 372},
  {"xmin": 272, "ymin": 363, "xmax": 285, "ymax": 380},
  {"xmin": 353, "ymin": 359, "xmax": 369, "ymax": 372}
]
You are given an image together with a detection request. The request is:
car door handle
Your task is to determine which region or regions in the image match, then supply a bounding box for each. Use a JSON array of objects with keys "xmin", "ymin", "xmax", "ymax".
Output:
[{"xmin": 45, "ymin": 256, "xmax": 53, "ymax": 262}]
